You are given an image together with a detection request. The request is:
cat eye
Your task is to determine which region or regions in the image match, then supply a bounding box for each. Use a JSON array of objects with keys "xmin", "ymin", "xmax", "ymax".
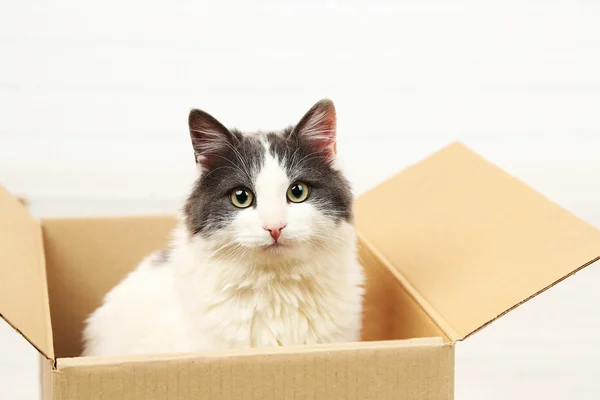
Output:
[
  {"xmin": 287, "ymin": 182, "xmax": 309, "ymax": 203},
  {"xmin": 230, "ymin": 188, "xmax": 254, "ymax": 208}
]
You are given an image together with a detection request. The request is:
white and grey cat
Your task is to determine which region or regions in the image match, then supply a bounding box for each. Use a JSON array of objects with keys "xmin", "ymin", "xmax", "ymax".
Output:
[{"xmin": 82, "ymin": 99, "xmax": 365, "ymax": 356}]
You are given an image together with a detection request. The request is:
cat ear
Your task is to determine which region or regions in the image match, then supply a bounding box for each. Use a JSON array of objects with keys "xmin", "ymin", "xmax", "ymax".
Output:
[
  {"xmin": 292, "ymin": 99, "xmax": 337, "ymax": 159},
  {"xmin": 188, "ymin": 108, "xmax": 233, "ymax": 165}
]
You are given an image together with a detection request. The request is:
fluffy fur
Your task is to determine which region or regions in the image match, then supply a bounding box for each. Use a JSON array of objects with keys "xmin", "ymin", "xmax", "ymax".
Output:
[{"xmin": 82, "ymin": 99, "xmax": 365, "ymax": 357}]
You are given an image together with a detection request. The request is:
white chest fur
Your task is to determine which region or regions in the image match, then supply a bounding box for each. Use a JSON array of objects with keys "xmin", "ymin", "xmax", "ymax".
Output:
[
  {"xmin": 189, "ymin": 267, "xmax": 362, "ymax": 349},
  {"xmin": 176, "ymin": 247, "xmax": 365, "ymax": 351},
  {"xmin": 82, "ymin": 226, "xmax": 364, "ymax": 357}
]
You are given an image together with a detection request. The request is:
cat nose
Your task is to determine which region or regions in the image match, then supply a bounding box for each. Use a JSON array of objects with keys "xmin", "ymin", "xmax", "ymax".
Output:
[{"xmin": 264, "ymin": 224, "xmax": 286, "ymax": 242}]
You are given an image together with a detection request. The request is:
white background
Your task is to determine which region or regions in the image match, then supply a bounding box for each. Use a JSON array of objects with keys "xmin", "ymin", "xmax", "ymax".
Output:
[{"xmin": 1, "ymin": 1, "xmax": 600, "ymax": 399}]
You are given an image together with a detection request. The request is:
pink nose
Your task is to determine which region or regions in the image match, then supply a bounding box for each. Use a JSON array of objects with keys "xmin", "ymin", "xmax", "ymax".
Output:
[{"xmin": 264, "ymin": 224, "xmax": 286, "ymax": 242}]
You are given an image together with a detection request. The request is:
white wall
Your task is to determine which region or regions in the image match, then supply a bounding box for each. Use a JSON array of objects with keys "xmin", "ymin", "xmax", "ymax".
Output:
[
  {"xmin": 1, "ymin": 1, "xmax": 600, "ymax": 399},
  {"xmin": 2, "ymin": 1, "xmax": 600, "ymax": 209}
]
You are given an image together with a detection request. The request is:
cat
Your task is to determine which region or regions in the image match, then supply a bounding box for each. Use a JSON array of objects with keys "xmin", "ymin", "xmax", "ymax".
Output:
[{"xmin": 82, "ymin": 99, "xmax": 365, "ymax": 356}]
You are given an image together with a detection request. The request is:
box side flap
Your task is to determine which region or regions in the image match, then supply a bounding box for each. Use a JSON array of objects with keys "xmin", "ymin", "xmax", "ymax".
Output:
[
  {"xmin": 0, "ymin": 185, "xmax": 54, "ymax": 358},
  {"xmin": 358, "ymin": 234, "xmax": 451, "ymax": 342},
  {"xmin": 355, "ymin": 142, "xmax": 600, "ymax": 342}
]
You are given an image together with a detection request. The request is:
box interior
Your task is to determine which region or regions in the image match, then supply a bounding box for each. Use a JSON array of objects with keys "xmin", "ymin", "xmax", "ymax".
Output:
[
  {"xmin": 42, "ymin": 215, "xmax": 446, "ymax": 359},
  {"xmin": 42, "ymin": 216, "xmax": 445, "ymax": 358}
]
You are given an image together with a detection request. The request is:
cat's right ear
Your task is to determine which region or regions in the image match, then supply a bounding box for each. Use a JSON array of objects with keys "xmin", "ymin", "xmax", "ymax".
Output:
[{"xmin": 188, "ymin": 109, "xmax": 233, "ymax": 165}]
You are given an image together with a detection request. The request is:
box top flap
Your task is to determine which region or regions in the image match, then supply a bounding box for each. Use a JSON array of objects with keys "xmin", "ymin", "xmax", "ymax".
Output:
[
  {"xmin": 0, "ymin": 185, "xmax": 54, "ymax": 359},
  {"xmin": 354, "ymin": 142, "xmax": 600, "ymax": 342}
]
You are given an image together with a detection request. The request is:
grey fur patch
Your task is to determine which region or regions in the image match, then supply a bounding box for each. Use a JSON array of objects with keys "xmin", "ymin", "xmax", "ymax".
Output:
[
  {"xmin": 148, "ymin": 249, "xmax": 170, "ymax": 267},
  {"xmin": 184, "ymin": 130, "xmax": 265, "ymax": 236},
  {"xmin": 155, "ymin": 249, "xmax": 170, "ymax": 264},
  {"xmin": 266, "ymin": 129, "xmax": 353, "ymax": 224}
]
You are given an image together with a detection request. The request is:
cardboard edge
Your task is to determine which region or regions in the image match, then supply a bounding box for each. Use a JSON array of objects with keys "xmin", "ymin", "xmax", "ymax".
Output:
[
  {"xmin": 40, "ymin": 355, "xmax": 54, "ymax": 400},
  {"xmin": 33, "ymin": 216, "xmax": 56, "ymax": 361},
  {"xmin": 357, "ymin": 232, "xmax": 460, "ymax": 341},
  {"xmin": 0, "ymin": 188, "xmax": 55, "ymax": 361},
  {"xmin": 458, "ymin": 142, "xmax": 600, "ymax": 231},
  {"xmin": 388, "ymin": 141, "xmax": 599, "ymax": 237},
  {"xmin": 450, "ymin": 143, "xmax": 600, "ymax": 341},
  {"xmin": 41, "ymin": 213, "xmax": 179, "ymax": 223},
  {"xmin": 57, "ymin": 337, "xmax": 447, "ymax": 369},
  {"xmin": 460, "ymin": 256, "xmax": 600, "ymax": 342},
  {"xmin": 36, "ymin": 218, "xmax": 56, "ymax": 361},
  {"xmin": 0, "ymin": 313, "xmax": 53, "ymax": 362}
]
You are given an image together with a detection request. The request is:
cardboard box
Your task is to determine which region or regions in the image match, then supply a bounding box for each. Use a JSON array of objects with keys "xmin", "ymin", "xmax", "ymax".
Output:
[{"xmin": 1, "ymin": 142, "xmax": 599, "ymax": 400}]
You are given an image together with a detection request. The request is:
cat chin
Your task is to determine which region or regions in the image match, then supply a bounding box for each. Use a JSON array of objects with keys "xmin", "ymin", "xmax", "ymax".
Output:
[
  {"xmin": 241, "ymin": 241, "xmax": 317, "ymax": 263},
  {"xmin": 256, "ymin": 244, "xmax": 301, "ymax": 258}
]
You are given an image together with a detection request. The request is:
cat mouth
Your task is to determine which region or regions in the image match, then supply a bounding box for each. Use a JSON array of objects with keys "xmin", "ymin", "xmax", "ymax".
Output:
[{"xmin": 261, "ymin": 241, "xmax": 286, "ymax": 251}]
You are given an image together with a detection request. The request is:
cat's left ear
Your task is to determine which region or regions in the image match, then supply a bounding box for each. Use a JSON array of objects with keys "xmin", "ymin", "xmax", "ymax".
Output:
[{"xmin": 292, "ymin": 99, "xmax": 337, "ymax": 159}]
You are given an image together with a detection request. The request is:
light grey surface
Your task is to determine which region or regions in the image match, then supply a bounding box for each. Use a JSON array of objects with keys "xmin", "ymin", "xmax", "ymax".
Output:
[{"xmin": 2, "ymin": 0, "xmax": 600, "ymax": 399}]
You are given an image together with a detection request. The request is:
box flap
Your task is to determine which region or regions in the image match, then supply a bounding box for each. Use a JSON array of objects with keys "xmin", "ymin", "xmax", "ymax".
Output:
[
  {"xmin": 0, "ymin": 185, "xmax": 54, "ymax": 359},
  {"xmin": 355, "ymin": 142, "xmax": 600, "ymax": 342}
]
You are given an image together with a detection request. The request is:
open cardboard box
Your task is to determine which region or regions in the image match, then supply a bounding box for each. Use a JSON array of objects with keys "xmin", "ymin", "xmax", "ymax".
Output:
[{"xmin": 1, "ymin": 142, "xmax": 599, "ymax": 400}]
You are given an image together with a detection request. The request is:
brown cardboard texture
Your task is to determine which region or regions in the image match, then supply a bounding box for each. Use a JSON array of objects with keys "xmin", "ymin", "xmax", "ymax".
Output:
[
  {"xmin": 0, "ymin": 185, "xmax": 54, "ymax": 359},
  {"xmin": 2, "ymin": 141, "xmax": 599, "ymax": 399},
  {"xmin": 355, "ymin": 142, "xmax": 600, "ymax": 341}
]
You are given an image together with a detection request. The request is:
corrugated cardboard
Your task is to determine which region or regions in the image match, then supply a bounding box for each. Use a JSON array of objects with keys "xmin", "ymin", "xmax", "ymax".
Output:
[{"xmin": 2, "ymin": 141, "xmax": 599, "ymax": 399}]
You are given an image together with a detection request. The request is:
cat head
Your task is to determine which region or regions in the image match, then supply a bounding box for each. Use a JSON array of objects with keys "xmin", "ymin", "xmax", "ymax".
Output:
[{"xmin": 184, "ymin": 99, "xmax": 353, "ymax": 262}]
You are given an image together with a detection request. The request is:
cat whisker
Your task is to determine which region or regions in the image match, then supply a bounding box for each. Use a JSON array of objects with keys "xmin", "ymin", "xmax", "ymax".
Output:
[
  {"xmin": 200, "ymin": 153, "xmax": 249, "ymax": 180},
  {"xmin": 220, "ymin": 140, "xmax": 255, "ymax": 182},
  {"xmin": 198, "ymin": 165, "xmax": 243, "ymax": 184}
]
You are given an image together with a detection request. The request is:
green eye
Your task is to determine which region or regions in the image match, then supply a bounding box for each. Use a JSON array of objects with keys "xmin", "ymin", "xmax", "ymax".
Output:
[
  {"xmin": 287, "ymin": 182, "xmax": 309, "ymax": 203},
  {"xmin": 231, "ymin": 188, "xmax": 254, "ymax": 208}
]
